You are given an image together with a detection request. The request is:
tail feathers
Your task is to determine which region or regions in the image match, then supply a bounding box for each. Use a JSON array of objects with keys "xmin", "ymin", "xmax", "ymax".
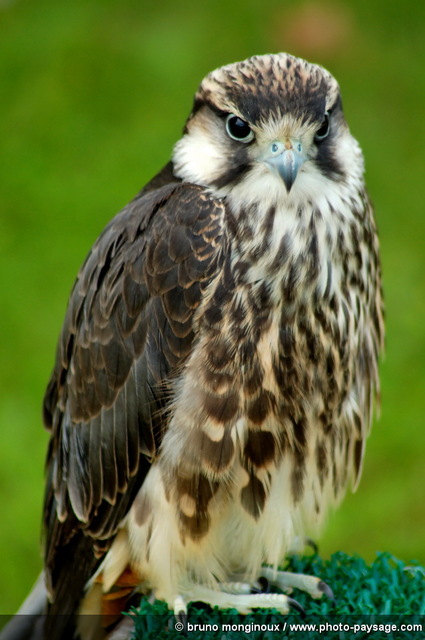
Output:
[{"xmin": 0, "ymin": 573, "xmax": 47, "ymax": 640}]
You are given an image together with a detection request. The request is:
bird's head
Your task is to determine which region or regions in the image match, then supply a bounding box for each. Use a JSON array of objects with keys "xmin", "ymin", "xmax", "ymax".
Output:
[{"xmin": 173, "ymin": 53, "xmax": 363, "ymax": 207}]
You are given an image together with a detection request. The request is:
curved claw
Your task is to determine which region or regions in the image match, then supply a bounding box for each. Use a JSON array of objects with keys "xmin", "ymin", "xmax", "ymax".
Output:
[
  {"xmin": 318, "ymin": 580, "xmax": 335, "ymax": 603},
  {"xmin": 172, "ymin": 594, "xmax": 188, "ymax": 631},
  {"xmin": 287, "ymin": 597, "xmax": 306, "ymax": 617},
  {"xmin": 171, "ymin": 610, "xmax": 187, "ymax": 635},
  {"xmin": 305, "ymin": 537, "xmax": 319, "ymax": 555},
  {"xmin": 251, "ymin": 577, "xmax": 270, "ymax": 594}
]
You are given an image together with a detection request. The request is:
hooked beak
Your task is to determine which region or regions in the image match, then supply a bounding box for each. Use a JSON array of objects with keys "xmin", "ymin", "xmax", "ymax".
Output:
[{"xmin": 264, "ymin": 139, "xmax": 305, "ymax": 192}]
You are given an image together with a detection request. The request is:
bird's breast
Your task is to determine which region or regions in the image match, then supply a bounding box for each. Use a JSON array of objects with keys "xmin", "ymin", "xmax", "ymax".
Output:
[{"xmin": 154, "ymin": 194, "xmax": 370, "ymax": 556}]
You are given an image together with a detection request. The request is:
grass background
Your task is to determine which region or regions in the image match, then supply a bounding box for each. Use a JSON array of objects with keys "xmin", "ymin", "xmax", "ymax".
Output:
[{"xmin": 0, "ymin": 0, "xmax": 424, "ymax": 615}]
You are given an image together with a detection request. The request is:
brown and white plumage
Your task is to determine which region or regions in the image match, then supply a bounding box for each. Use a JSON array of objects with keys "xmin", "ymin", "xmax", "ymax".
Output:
[{"xmin": 9, "ymin": 53, "xmax": 385, "ymax": 639}]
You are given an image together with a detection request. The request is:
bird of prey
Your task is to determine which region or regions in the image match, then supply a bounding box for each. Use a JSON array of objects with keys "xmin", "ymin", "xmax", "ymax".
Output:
[{"xmin": 4, "ymin": 52, "xmax": 384, "ymax": 640}]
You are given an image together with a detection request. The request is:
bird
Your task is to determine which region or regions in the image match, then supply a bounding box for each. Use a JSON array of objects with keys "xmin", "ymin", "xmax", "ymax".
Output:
[{"xmin": 2, "ymin": 52, "xmax": 384, "ymax": 640}]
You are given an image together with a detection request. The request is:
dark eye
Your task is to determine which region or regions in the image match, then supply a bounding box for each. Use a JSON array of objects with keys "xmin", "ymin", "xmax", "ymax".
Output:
[
  {"xmin": 225, "ymin": 114, "xmax": 254, "ymax": 143},
  {"xmin": 315, "ymin": 112, "xmax": 330, "ymax": 142}
]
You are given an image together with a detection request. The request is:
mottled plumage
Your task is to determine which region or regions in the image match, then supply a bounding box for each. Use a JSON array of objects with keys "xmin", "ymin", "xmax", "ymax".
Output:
[{"xmin": 7, "ymin": 53, "xmax": 385, "ymax": 640}]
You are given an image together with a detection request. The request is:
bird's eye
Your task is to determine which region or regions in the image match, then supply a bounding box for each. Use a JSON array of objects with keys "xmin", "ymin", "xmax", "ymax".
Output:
[
  {"xmin": 225, "ymin": 114, "xmax": 254, "ymax": 143},
  {"xmin": 315, "ymin": 112, "xmax": 330, "ymax": 142}
]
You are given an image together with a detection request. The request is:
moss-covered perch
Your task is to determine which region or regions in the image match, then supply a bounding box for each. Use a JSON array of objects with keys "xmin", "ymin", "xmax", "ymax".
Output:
[{"xmin": 129, "ymin": 553, "xmax": 425, "ymax": 639}]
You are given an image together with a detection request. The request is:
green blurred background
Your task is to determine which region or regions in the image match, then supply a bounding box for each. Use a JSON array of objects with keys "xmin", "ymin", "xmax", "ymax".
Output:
[{"xmin": 1, "ymin": 0, "xmax": 424, "ymax": 615}]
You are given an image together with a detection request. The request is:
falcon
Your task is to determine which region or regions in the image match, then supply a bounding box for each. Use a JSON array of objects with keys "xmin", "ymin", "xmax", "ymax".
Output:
[{"xmin": 4, "ymin": 52, "xmax": 384, "ymax": 640}]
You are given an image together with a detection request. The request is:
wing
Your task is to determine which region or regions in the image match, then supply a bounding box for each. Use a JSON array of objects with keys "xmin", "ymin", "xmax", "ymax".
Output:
[{"xmin": 42, "ymin": 182, "xmax": 225, "ymax": 615}]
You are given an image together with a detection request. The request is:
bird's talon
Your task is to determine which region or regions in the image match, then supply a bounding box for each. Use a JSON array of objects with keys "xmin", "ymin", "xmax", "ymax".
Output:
[
  {"xmin": 318, "ymin": 580, "xmax": 335, "ymax": 603},
  {"xmin": 305, "ymin": 537, "xmax": 319, "ymax": 555},
  {"xmin": 251, "ymin": 577, "xmax": 270, "ymax": 594},
  {"xmin": 287, "ymin": 597, "xmax": 306, "ymax": 617},
  {"xmin": 176, "ymin": 611, "xmax": 187, "ymax": 632},
  {"xmin": 173, "ymin": 595, "xmax": 187, "ymax": 618}
]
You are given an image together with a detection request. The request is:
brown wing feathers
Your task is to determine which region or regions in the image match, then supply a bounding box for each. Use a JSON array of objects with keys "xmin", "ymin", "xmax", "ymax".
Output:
[{"xmin": 42, "ymin": 183, "xmax": 225, "ymax": 620}]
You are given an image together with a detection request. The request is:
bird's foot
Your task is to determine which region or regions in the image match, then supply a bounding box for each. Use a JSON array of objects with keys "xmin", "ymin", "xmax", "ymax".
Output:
[
  {"xmin": 175, "ymin": 585, "xmax": 305, "ymax": 615},
  {"xmin": 174, "ymin": 594, "xmax": 188, "ymax": 618},
  {"xmin": 171, "ymin": 568, "xmax": 332, "ymax": 619},
  {"xmin": 260, "ymin": 567, "xmax": 334, "ymax": 601}
]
